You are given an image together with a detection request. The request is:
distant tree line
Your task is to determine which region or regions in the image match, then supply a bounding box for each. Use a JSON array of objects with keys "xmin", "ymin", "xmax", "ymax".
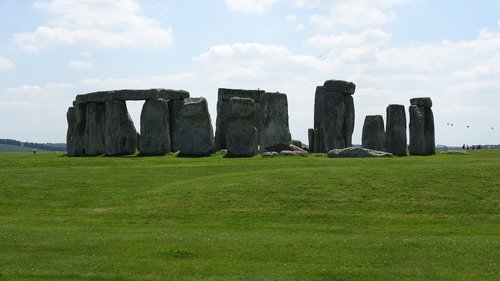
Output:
[{"xmin": 0, "ymin": 138, "xmax": 66, "ymax": 152}]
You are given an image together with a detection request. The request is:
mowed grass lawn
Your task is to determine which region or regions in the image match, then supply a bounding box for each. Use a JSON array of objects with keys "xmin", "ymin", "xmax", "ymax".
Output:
[{"xmin": 0, "ymin": 150, "xmax": 498, "ymax": 281}]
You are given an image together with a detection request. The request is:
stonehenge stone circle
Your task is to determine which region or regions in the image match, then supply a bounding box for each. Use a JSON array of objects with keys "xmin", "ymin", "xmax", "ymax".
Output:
[
  {"xmin": 67, "ymin": 89, "xmax": 189, "ymax": 156},
  {"xmin": 313, "ymin": 80, "xmax": 356, "ymax": 153},
  {"xmin": 215, "ymin": 88, "xmax": 264, "ymax": 151},
  {"xmin": 105, "ymin": 100, "xmax": 138, "ymax": 156},
  {"xmin": 409, "ymin": 97, "xmax": 435, "ymax": 155},
  {"xmin": 179, "ymin": 97, "xmax": 215, "ymax": 156},
  {"xmin": 385, "ymin": 104, "xmax": 407, "ymax": 156},
  {"xmin": 259, "ymin": 92, "xmax": 292, "ymax": 152},
  {"xmin": 362, "ymin": 115, "xmax": 386, "ymax": 151},
  {"xmin": 226, "ymin": 97, "xmax": 258, "ymax": 157},
  {"xmin": 139, "ymin": 99, "xmax": 170, "ymax": 156},
  {"xmin": 84, "ymin": 103, "xmax": 106, "ymax": 156}
]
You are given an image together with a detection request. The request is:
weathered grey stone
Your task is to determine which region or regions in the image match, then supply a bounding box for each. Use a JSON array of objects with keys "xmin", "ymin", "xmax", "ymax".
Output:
[
  {"xmin": 217, "ymin": 88, "xmax": 265, "ymax": 101},
  {"xmin": 74, "ymin": 89, "xmax": 190, "ymax": 105},
  {"xmin": 105, "ymin": 100, "xmax": 138, "ymax": 156},
  {"xmin": 362, "ymin": 115, "xmax": 386, "ymax": 151},
  {"xmin": 424, "ymin": 107, "xmax": 435, "ymax": 155},
  {"xmin": 229, "ymin": 97, "xmax": 256, "ymax": 120},
  {"xmin": 386, "ymin": 104, "xmax": 407, "ymax": 156},
  {"xmin": 259, "ymin": 92, "xmax": 292, "ymax": 152},
  {"xmin": 179, "ymin": 97, "xmax": 214, "ymax": 156},
  {"xmin": 139, "ymin": 99, "xmax": 170, "ymax": 155},
  {"xmin": 327, "ymin": 147, "xmax": 393, "ymax": 158},
  {"xmin": 84, "ymin": 103, "xmax": 106, "ymax": 155},
  {"xmin": 168, "ymin": 100, "xmax": 184, "ymax": 152},
  {"xmin": 409, "ymin": 97, "xmax": 435, "ymax": 156},
  {"xmin": 313, "ymin": 81, "xmax": 355, "ymax": 153},
  {"xmin": 308, "ymin": 128, "xmax": 315, "ymax": 152},
  {"xmin": 261, "ymin": 151, "xmax": 279, "ymax": 157},
  {"xmin": 410, "ymin": 97, "xmax": 433, "ymax": 108},
  {"xmin": 280, "ymin": 150, "xmax": 308, "ymax": 157},
  {"xmin": 323, "ymin": 80, "xmax": 356, "ymax": 95},
  {"xmin": 291, "ymin": 140, "xmax": 303, "ymax": 149},
  {"xmin": 113, "ymin": 89, "xmax": 189, "ymax": 101},
  {"xmin": 66, "ymin": 105, "xmax": 86, "ymax": 156},
  {"xmin": 226, "ymin": 97, "xmax": 258, "ymax": 157},
  {"xmin": 343, "ymin": 95, "xmax": 355, "ymax": 147},
  {"xmin": 215, "ymin": 88, "xmax": 264, "ymax": 150}
]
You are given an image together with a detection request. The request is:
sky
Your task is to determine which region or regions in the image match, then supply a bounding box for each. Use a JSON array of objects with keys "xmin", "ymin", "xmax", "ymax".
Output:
[{"xmin": 0, "ymin": 0, "xmax": 499, "ymax": 146}]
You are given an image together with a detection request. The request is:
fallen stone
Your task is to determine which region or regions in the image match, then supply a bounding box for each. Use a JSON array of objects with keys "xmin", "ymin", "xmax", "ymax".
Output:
[
  {"xmin": 261, "ymin": 151, "xmax": 279, "ymax": 157},
  {"xmin": 327, "ymin": 147, "xmax": 393, "ymax": 158},
  {"xmin": 291, "ymin": 139, "xmax": 303, "ymax": 149},
  {"xmin": 280, "ymin": 150, "xmax": 309, "ymax": 157}
]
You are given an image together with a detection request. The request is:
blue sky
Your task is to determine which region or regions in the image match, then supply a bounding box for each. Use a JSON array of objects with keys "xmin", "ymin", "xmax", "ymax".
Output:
[{"xmin": 1, "ymin": 0, "xmax": 499, "ymax": 146}]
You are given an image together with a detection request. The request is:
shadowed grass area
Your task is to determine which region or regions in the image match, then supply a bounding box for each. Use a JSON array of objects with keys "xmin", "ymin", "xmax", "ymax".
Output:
[{"xmin": 0, "ymin": 150, "xmax": 499, "ymax": 280}]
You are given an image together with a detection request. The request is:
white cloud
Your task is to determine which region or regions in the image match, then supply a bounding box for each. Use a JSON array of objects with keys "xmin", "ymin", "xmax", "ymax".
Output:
[
  {"xmin": 285, "ymin": 14, "xmax": 297, "ymax": 21},
  {"xmin": 305, "ymin": 29, "xmax": 391, "ymax": 49},
  {"xmin": 304, "ymin": 0, "xmax": 409, "ymax": 31},
  {"xmin": 78, "ymin": 73, "xmax": 195, "ymax": 91},
  {"xmin": 14, "ymin": 0, "xmax": 173, "ymax": 52},
  {"xmin": 67, "ymin": 60, "xmax": 93, "ymax": 70},
  {"xmin": 225, "ymin": 0, "xmax": 280, "ymax": 14},
  {"xmin": 296, "ymin": 24, "xmax": 306, "ymax": 31},
  {"xmin": 0, "ymin": 56, "xmax": 15, "ymax": 70}
]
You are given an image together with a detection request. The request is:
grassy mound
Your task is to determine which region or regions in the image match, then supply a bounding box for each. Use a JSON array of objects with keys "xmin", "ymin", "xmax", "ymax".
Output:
[{"xmin": 0, "ymin": 151, "xmax": 498, "ymax": 280}]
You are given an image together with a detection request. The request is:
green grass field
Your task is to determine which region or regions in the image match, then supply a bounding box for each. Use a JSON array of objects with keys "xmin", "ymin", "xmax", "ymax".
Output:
[{"xmin": 0, "ymin": 151, "xmax": 498, "ymax": 280}]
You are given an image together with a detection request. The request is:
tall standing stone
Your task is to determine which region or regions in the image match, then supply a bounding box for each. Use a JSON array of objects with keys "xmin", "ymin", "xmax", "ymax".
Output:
[
  {"xmin": 362, "ymin": 115, "xmax": 386, "ymax": 151},
  {"xmin": 226, "ymin": 97, "xmax": 258, "ymax": 157},
  {"xmin": 409, "ymin": 97, "xmax": 435, "ymax": 155},
  {"xmin": 308, "ymin": 128, "xmax": 315, "ymax": 152},
  {"xmin": 105, "ymin": 100, "xmax": 138, "ymax": 156},
  {"xmin": 84, "ymin": 103, "xmax": 106, "ymax": 155},
  {"xmin": 168, "ymin": 100, "xmax": 184, "ymax": 152},
  {"xmin": 140, "ymin": 99, "xmax": 170, "ymax": 156},
  {"xmin": 313, "ymin": 80, "xmax": 356, "ymax": 152},
  {"xmin": 259, "ymin": 92, "xmax": 292, "ymax": 152},
  {"xmin": 179, "ymin": 97, "xmax": 214, "ymax": 156},
  {"xmin": 386, "ymin": 104, "xmax": 407, "ymax": 156},
  {"xmin": 66, "ymin": 104, "xmax": 86, "ymax": 156},
  {"xmin": 215, "ymin": 88, "xmax": 265, "ymax": 151}
]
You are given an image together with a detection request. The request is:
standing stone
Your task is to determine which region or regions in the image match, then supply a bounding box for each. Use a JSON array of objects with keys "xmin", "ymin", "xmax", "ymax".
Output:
[
  {"xmin": 66, "ymin": 104, "xmax": 86, "ymax": 156},
  {"xmin": 308, "ymin": 128, "xmax": 315, "ymax": 152},
  {"xmin": 179, "ymin": 97, "xmax": 214, "ymax": 156},
  {"xmin": 84, "ymin": 103, "xmax": 106, "ymax": 155},
  {"xmin": 226, "ymin": 97, "xmax": 258, "ymax": 157},
  {"xmin": 313, "ymin": 80, "xmax": 356, "ymax": 152},
  {"xmin": 105, "ymin": 100, "xmax": 138, "ymax": 156},
  {"xmin": 139, "ymin": 99, "xmax": 170, "ymax": 156},
  {"xmin": 362, "ymin": 115, "xmax": 386, "ymax": 151},
  {"xmin": 409, "ymin": 97, "xmax": 435, "ymax": 155},
  {"xmin": 259, "ymin": 92, "xmax": 292, "ymax": 152},
  {"xmin": 168, "ymin": 100, "xmax": 184, "ymax": 152},
  {"xmin": 386, "ymin": 104, "xmax": 407, "ymax": 156},
  {"xmin": 343, "ymin": 95, "xmax": 355, "ymax": 147},
  {"xmin": 215, "ymin": 88, "xmax": 265, "ymax": 151}
]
